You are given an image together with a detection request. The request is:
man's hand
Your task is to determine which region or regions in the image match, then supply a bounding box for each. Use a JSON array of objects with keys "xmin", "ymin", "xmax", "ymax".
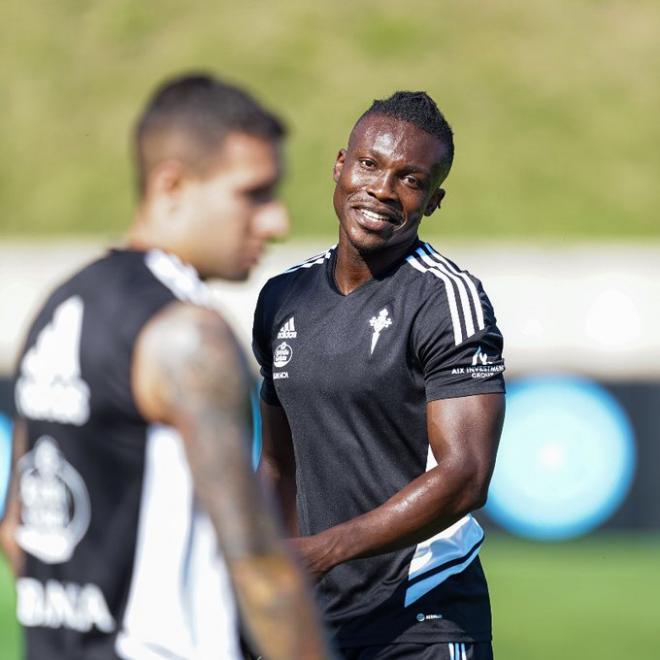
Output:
[{"xmin": 289, "ymin": 533, "xmax": 338, "ymax": 581}]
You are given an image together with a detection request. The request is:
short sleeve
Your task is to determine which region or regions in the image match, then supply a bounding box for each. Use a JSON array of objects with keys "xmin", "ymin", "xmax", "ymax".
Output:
[
  {"xmin": 413, "ymin": 280, "xmax": 506, "ymax": 401},
  {"xmin": 252, "ymin": 284, "xmax": 281, "ymax": 407}
]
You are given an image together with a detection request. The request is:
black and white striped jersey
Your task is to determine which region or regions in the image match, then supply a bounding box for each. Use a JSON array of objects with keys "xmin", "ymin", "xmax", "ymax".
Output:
[
  {"xmin": 13, "ymin": 249, "xmax": 241, "ymax": 660},
  {"xmin": 253, "ymin": 240, "xmax": 505, "ymax": 647}
]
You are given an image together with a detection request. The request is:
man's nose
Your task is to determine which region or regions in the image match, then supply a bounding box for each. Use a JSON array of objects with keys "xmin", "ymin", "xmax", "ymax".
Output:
[
  {"xmin": 254, "ymin": 201, "xmax": 290, "ymax": 240},
  {"xmin": 367, "ymin": 171, "xmax": 397, "ymax": 202}
]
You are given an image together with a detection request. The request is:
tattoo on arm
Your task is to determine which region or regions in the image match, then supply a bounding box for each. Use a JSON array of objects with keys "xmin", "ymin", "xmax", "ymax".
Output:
[
  {"xmin": 133, "ymin": 303, "xmax": 331, "ymax": 660},
  {"xmin": 159, "ymin": 312, "xmax": 279, "ymax": 558}
]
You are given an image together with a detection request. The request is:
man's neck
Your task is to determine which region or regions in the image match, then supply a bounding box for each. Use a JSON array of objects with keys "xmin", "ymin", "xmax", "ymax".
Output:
[
  {"xmin": 334, "ymin": 232, "xmax": 418, "ymax": 295},
  {"xmin": 124, "ymin": 210, "xmax": 151, "ymax": 250},
  {"xmin": 124, "ymin": 210, "xmax": 168, "ymax": 254}
]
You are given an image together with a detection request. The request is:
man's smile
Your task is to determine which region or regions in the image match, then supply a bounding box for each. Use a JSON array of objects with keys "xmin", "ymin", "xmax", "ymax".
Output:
[{"xmin": 351, "ymin": 204, "xmax": 402, "ymax": 232}]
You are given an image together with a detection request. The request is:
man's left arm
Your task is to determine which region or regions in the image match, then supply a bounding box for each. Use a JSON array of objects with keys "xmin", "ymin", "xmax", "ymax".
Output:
[
  {"xmin": 291, "ymin": 392, "xmax": 504, "ymax": 579},
  {"xmin": 0, "ymin": 418, "xmax": 27, "ymax": 576}
]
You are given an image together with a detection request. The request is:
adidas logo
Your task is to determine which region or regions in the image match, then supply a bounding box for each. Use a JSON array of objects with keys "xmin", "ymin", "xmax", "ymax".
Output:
[
  {"xmin": 277, "ymin": 317, "xmax": 297, "ymax": 339},
  {"xmin": 15, "ymin": 296, "xmax": 90, "ymax": 426}
]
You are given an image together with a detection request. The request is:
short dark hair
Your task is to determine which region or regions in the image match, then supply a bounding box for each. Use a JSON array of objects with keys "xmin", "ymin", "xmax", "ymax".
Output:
[
  {"xmin": 358, "ymin": 91, "xmax": 454, "ymax": 179},
  {"xmin": 134, "ymin": 73, "xmax": 286, "ymax": 195}
]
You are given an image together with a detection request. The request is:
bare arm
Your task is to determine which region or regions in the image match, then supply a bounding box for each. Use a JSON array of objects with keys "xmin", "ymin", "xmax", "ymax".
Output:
[
  {"xmin": 290, "ymin": 393, "xmax": 505, "ymax": 578},
  {"xmin": 133, "ymin": 302, "xmax": 330, "ymax": 660},
  {"xmin": 259, "ymin": 401, "xmax": 299, "ymax": 536},
  {"xmin": 0, "ymin": 419, "xmax": 27, "ymax": 577}
]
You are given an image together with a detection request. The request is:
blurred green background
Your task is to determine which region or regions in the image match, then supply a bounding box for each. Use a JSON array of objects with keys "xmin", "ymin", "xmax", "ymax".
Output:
[
  {"xmin": 2, "ymin": 534, "xmax": 659, "ymax": 659},
  {"xmin": 2, "ymin": 2, "xmax": 659, "ymax": 658},
  {"xmin": 2, "ymin": 0, "xmax": 659, "ymax": 239}
]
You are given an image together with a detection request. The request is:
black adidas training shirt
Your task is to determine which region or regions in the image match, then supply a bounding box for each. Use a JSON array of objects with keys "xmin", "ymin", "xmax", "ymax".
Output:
[{"xmin": 253, "ymin": 240, "xmax": 505, "ymax": 647}]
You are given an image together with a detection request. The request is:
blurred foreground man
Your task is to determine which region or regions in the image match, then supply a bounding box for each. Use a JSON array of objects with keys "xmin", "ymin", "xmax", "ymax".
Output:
[
  {"xmin": 0, "ymin": 73, "xmax": 331, "ymax": 660},
  {"xmin": 254, "ymin": 92, "xmax": 505, "ymax": 659}
]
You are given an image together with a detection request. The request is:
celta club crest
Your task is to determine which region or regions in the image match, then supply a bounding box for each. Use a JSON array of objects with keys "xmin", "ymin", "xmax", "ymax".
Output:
[{"xmin": 369, "ymin": 308, "xmax": 393, "ymax": 354}]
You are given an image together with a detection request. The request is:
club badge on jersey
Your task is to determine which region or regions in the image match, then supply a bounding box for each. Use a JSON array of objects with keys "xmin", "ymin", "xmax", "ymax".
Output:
[{"xmin": 16, "ymin": 436, "xmax": 91, "ymax": 564}]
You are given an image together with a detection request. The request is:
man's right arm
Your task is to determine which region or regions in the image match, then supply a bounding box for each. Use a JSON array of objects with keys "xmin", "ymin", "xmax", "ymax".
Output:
[
  {"xmin": 259, "ymin": 401, "xmax": 299, "ymax": 536},
  {"xmin": 132, "ymin": 301, "xmax": 330, "ymax": 660},
  {"xmin": 253, "ymin": 283, "xmax": 300, "ymax": 536}
]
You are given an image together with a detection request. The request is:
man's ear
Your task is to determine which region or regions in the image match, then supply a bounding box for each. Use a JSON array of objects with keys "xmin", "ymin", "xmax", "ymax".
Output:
[
  {"xmin": 424, "ymin": 188, "xmax": 446, "ymax": 217},
  {"xmin": 143, "ymin": 160, "xmax": 189, "ymax": 221},
  {"xmin": 332, "ymin": 149, "xmax": 347, "ymax": 183},
  {"xmin": 147, "ymin": 160, "xmax": 186, "ymax": 201}
]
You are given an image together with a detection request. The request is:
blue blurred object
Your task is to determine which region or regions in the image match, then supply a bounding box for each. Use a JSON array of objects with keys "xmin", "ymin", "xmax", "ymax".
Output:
[
  {"xmin": 0, "ymin": 413, "xmax": 12, "ymax": 519},
  {"xmin": 486, "ymin": 376, "xmax": 636, "ymax": 540},
  {"xmin": 251, "ymin": 386, "xmax": 262, "ymax": 471}
]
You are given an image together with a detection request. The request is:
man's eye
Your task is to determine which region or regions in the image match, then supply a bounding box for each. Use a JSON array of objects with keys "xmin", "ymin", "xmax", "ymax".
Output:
[
  {"xmin": 403, "ymin": 175, "xmax": 419, "ymax": 188},
  {"xmin": 247, "ymin": 188, "xmax": 274, "ymax": 203},
  {"xmin": 359, "ymin": 159, "xmax": 375, "ymax": 169}
]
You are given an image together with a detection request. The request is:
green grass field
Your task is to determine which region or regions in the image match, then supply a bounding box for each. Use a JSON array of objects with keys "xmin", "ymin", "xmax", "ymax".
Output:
[
  {"xmin": 2, "ymin": 1, "xmax": 659, "ymax": 239},
  {"xmin": 486, "ymin": 533, "xmax": 660, "ymax": 659},
  {"xmin": 1, "ymin": 533, "xmax": 658, "ymax": 659},
  {"xmin": 0, "ymin": 557, "xmax": 19, "ymax": 660}
]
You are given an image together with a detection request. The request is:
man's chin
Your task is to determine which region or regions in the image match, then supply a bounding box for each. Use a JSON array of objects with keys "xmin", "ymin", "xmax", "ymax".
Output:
[
  {"xmin": 224, "ymin": 268, "xmax": 250, "ymax": 283},
  {"xmin": 356, "ymin": 242, "xmax": 386, "ymax": 256},
  {"xmin": 202, "ymin": 265, "xmax": 251, "ymax": 283},
  {"xmin": 346, "ymin": 227, "xmax": 391, "ymax": 255}
]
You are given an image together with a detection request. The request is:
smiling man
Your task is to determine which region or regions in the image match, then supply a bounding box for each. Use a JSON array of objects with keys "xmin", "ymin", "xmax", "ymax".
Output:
[{"xmin": 253, "ymin": 92, "xmax": 506, "ymax": 659}]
